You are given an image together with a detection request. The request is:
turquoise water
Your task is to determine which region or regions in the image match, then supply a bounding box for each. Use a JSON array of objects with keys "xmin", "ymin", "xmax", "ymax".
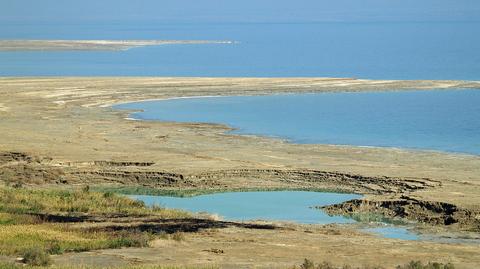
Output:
[
  {"xmin": 116, "ymin": 90, "xmax": 480, "ymax": 155},
  {"xmin": 132, "ymin": 191, "xmax": 422, "ymax": 241},
  {"xmin": 364, "ymin": 227, "xmax": 419, "ymax": 241},
  {"xmin": 132, "ymin": 191, "xmax": 361, "ymax": 224}
]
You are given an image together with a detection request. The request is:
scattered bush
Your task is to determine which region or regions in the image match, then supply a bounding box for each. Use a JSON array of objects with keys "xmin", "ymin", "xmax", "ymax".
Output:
[
  {"xmin": 293, "ymin": 260, "xmax": 454, "ymax": 269},
  {"xmin": 47, "ymin": 242, "xmax": 63, "ymax": 255},
  {"xmin": 109, "ymin": 231, "xmax": 152, "ymax": 248},
  {"xmin": 82, "ymin": 185, "xmax": 90, "ymax": 193},
  {"xmin": 300, "ymin": 259, "xmax": 316, "ymax": 269},
  {"xmin": 158, "ymin": 231, "xmax": 169, "ymax": 240},
  {"xmin": 103, "ymin": 191, "xmax": 114, "ymax": 198},
  {"xmin": 396, "ymin": 261, "xmax": 455, "ymax": 269},
  {"xmin": 171, "ymin": 232, "xmax": 185, "ymax": 242},
  {"xmin": 21, "ymin": 248, "xmax": 51, "ymax": 266}
]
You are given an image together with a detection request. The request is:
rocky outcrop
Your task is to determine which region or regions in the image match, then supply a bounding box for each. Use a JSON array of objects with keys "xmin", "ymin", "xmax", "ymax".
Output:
[
  {"xmin": 70, "ymin": 170, "xmax": 203, "ymax": 187},
  {"xmin": 92, "ymin": 161, "xmax": 155, "ymax": 167},
  {"xmin": 67, "ymin": 168, "xmax": 438, "ymax": 194},
  {"xmin": 0, "ymin": 152, "xmax": 63, "ymax": 184},
  {"xmin": 0, "ymin": 151, "xmax": 36, "ymax": 164},
  {"xmin": 0, "ymin": 151, "xmax": 439, "ymax": 194},
  {"xmin": 322, "ymin": 196, "xmax": 480, "ymax": 231},
  {"xmin": 191, "ymin": 169, "xmax": 438, "ymax": 194}
]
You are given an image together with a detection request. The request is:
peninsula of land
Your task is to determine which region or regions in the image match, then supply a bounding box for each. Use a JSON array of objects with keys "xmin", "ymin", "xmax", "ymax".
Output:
[{"xmin": 0, "ymin": 40, "xmax": 234, "ymax": 51}]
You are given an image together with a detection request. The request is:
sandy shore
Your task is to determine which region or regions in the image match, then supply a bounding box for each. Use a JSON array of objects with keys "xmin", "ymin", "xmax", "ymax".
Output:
[
  {"xmin": 1, "ymin": 77, "xmax": 480, "ymax": 268},
  {"xmin": 0, "ymin": 40, "xmax": 234, "ymax": 51},
  {"xmin": 1, "ymin": 77, "xmax": 479, "ymax": 201}
]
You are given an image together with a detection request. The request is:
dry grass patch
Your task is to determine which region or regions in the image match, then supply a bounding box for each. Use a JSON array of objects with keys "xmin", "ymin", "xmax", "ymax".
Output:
[
  {"xmin": 0, "ymin": 186, "xmax": 190, "ymax": 257},
  {"xmin": 0, "ymin": 263, "xmax": 218, "ymax": 269},
  {"xmin": 0, "ymin": 221, "xmax": 154, "ymax": 256},
  {"xmin": 0, "ymin": 187, "xmax": 189, "ymax": 217}
]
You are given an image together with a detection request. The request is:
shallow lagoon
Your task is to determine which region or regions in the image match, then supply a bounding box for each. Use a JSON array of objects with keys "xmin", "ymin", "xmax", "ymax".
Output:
[
  {"xmin": 117, "ymin": 89, "xmax": 480, "ymax": 155},
  {"xmin": 131, "ymin": 191, "xmax": 423, "ymax": 241},
  {"xmin": 132, "ymin": 191, "xmax": 360, "ymax": 224}
]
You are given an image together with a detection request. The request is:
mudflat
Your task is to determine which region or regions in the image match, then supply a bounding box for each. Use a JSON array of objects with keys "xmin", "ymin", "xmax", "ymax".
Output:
[{"xmin": 1, "ymin": 77, "xmax": 480, "ymax": 268}]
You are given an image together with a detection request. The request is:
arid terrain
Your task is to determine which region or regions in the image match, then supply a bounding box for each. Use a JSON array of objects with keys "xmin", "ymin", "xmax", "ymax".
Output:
[{"xmin": 1, "ymin": 77, "xmax": 480, "ymax": 268}]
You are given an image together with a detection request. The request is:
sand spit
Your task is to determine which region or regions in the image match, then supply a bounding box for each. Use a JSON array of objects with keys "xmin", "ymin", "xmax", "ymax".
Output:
[{"xmin": 0, "ymin": 39, "xmax": 235, "ymax": 51}]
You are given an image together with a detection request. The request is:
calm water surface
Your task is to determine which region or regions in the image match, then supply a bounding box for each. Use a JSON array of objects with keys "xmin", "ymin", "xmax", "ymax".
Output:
[
  {"xmin": 131, "ymin": 191, "xmax": 480, "ymax": 242},
  {"xmin": 1, "ymin": 22, "xmax": 479, "ymax": 79},
  {"xmin": 132, "ymin": 191, "xmax": 361, "ymax": 224},
  {"xmin": 2, "ymin": 1, "xmax": 479, "ymax": 78},
  {"xmin": 116, "ymin": 90, "xmax": 480, "ymax": 155}
]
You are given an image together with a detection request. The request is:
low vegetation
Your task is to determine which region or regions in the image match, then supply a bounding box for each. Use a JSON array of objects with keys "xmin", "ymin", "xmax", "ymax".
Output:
[
  {"xmin": 395, "ymin": 261, "xmax": 455, "ymax": 269},
  {"xmin": 0, "ymin": 186, "xmax": 189, "ymax": 262},
  {"xmin": 0, "ymin": 260, "xmax": 456, "ymax": 269},
  {"xmin": 0, "ymin": 186, "xmax": 189, "ymax": 217},
  {"xmin": 292, "ymin": 259, "xmax": 455, "ymax": 269},
  {"xmin": 21, "ymin": 248, "xmax": 52, "ymax": 266},
  {"xmin": 0, "ymin": 264, "xmax": 218, "ymax": 269}
]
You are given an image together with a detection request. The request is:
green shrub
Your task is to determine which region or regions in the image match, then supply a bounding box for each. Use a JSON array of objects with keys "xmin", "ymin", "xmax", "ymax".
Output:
[
  {"xmin": 103, "ymin": 191, "xmax": 114, "ymax": 198},
  {"xmin": 295, "ymin": 259, "xmax": 338, "ymax": 269},
  {"xmin": 300, "ymin": 259, "xmax": 316, "ymax": 269},
  {"xmin": 47, "ymin": 242, "xmax": 63, "ymax": 254},
  {"xmin": 82, "ymin": 185, "xmax": 90, "ymax": 193},
  {"xmin": 107, "ymin": 231, "xmax": 152, "ymax": 249},
  {"xmin": 22, "ymin": 248, "xmax": 51, "ymax": 266},
  {"xmin": 396, "ymin": 261, "xmax": 455, "ymax": 269},
  {"xmin": 292, "ymin": 260, "xmax": 453, "ymax": 269}
]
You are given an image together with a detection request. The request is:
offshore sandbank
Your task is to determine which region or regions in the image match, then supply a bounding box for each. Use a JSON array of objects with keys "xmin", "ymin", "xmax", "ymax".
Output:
[{"xmin": 0, "ymin": 39, "xmax": 234, "ymax": 51}]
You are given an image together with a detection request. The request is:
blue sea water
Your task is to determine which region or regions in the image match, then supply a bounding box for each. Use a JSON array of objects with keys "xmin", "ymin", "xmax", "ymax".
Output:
[
  {"xmin": 116, "ymin": 90, "xmax": 480, "ymax": 155},
  {"xmin": 1, "ymin": 1, "xmax": 479, "ymax": 78},
  {"xmin": 1, "ymin": 21, "xmax": 479, "ymax": 79}
]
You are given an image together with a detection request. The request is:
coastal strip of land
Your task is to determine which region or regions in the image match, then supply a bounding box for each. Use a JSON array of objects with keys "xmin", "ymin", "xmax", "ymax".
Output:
[
  {"xmin": 1, "ymin": 77, "xmax": 480, "ymax": 268},
  {"xmin": 0, "ymin": 40, "xmax": 235, "ymax": 51},
  {"xmin": 1, "ymin": 77, "xmax": 479, "ymax": 208}
]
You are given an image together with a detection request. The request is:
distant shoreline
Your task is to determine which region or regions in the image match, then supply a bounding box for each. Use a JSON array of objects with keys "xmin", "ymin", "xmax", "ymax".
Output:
[
  {"xmin": 0, "ymin": 39, "xmax": 235, "ymax": 51},
  {"xmin": 113, "ymin": 89, "xmax": 480, "ymax": 157}
]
